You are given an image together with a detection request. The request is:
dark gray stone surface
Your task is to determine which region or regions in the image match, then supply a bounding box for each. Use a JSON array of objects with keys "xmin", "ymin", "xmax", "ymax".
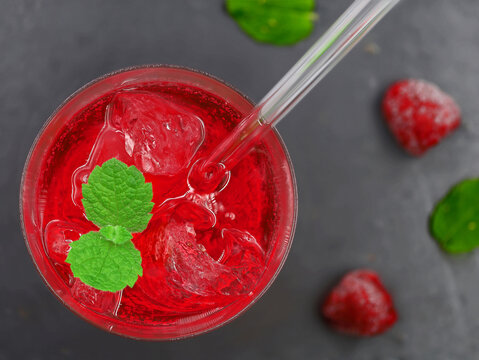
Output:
[{"xmin": 2, "ymin": 0, "xmax": 479, "ymax": 359}]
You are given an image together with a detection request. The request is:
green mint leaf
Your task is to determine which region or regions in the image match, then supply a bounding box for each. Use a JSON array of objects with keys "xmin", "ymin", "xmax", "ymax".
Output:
[
  {"xmin": 82, "ymin": 158, "xmax": 153, "ymax": 233},
  {"xmin": 430, "ymin": 179, "xmax": 479, "ymax": 254},
  {"xmin": 99, "ymin": 225, "xmax": 132, "ymax": 245},
  {"xmin": 226, "ymin": 0, "xmax": 317, "ymax": 46},
  {"xmin": 65, "ymin": 231, "xmax": 143, "ymax": 292}
]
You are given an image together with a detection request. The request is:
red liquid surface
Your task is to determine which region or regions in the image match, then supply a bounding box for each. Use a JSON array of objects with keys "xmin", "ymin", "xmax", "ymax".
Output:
[{"xmin": 36, "ymin": 82, "xmax": 280, "ymax": 325}]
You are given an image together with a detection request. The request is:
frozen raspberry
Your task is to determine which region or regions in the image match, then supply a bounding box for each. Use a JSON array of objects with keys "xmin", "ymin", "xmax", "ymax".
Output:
[
  {"xmin": 382, "ymin": 79, "xmax": 461, "ymax": 156},
  {"xmin": 322, "ymin": 269, "xmax": 397, "ymax": 336}
]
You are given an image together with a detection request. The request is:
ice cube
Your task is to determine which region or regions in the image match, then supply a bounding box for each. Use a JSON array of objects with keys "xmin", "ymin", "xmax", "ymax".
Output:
[
  {"xmin": 71, "ymin": 122, "xmax": 131, "ymax": 207},
  {"xmin": 156, "ymin": 221, "xmax": 265, "ymax": 297},
  {"xmin": 220, "ymin": 228, "xmax": 266, "ymax": 292},
  {"xmin": 162, "ymin": 219, "xmax": 232, "ymax": 296},
  {"xmin": 71, "ymin": 279, "xmax": 122, "ymax": 315},
  {"xmin": 133, "ymin": 200, "xmax": 267, "ymax": 311},
  {"xmin": 108, "ymin": 91, "xmax": 204, "ymax": 176},
  {"xmin": 44, "ymin": 220, "xmax": 90, "ymax": 264}
]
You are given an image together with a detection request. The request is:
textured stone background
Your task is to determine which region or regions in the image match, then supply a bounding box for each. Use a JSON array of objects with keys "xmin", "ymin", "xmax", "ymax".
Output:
[{"xmin": 2, "ymin": 0, "xmax": 479, "ymax": 359}]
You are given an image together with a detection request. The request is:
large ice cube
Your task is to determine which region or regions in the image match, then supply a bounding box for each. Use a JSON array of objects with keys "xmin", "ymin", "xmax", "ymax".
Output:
[
  {"xmin": 108, "ymin": 91, "xmax": 204, "ymax": 176},
  {"xmin": 133, "ymin": 200, "xmax": 266, "ymax": 312},
  {"xmin": 162, "ymin": 219, "xmax": 232, "ymax": 296}
]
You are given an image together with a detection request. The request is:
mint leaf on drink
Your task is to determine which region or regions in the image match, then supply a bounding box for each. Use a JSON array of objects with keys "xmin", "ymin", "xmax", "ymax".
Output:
[
  {"xmin": 66, "ymin": 158, "xmax": 154, "ymax": 292},
  {"xmin": 82, "ymin": 158, "xmax": 153, "ymax": 233},
  {"xmin": 66, "ymin": 231, "xmax": 142, "ymax": 292},
  {"xmin": 225, "ymin": 0, "xmax": 317, "ymax": 46},
  {"xmin": 99, "ymin": 225, "xmax": 132, "ymax": 245},
  {"xmin": 430, "ymin": 179, "xmax": 479, "ymax": 254}
]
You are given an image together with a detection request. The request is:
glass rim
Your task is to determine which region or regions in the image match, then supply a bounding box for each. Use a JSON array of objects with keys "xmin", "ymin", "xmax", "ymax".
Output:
[{"xmin": 19, "ymin": 64, "xmax": 298, "ymax": 340}]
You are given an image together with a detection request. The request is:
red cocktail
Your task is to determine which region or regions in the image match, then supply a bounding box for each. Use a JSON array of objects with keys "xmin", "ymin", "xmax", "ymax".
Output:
[{"xmin": 21, "ymin": 66, "xmax": 296, "ymax": 339}]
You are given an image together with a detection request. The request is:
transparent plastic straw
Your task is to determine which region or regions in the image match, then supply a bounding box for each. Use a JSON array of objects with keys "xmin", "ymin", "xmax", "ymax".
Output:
[{"xmin": 202, "ymin": 0, "xmax": 400, "ymax": 172}]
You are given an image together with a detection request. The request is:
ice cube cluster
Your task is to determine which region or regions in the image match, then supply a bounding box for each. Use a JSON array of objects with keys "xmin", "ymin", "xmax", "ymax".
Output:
[
  {"xmin": 52, "ymin": 91, "xmax": 265, "ymax": 315},
  {"xmin": 133, "ymin": 197, "xmax": 266, "ymax": 312}
]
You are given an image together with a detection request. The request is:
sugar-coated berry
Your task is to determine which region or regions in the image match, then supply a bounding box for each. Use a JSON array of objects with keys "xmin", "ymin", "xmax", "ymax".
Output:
[
  {"xmin": 382, "ymin": 79, "xmax": 461, "ymax": 156},
  {"xmin": 322, "ymin": 269, "xmax": 397, "ymax": 336}
]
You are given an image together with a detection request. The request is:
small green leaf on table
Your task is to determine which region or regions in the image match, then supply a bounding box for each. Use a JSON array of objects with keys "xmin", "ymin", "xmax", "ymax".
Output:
[
  {"xmin": 226, "ymin": 0, "xmax": 317, "ymax": 46},
  {"xmin": 430, "ymin": 179, "xmax": 479, "ymax": 254}
]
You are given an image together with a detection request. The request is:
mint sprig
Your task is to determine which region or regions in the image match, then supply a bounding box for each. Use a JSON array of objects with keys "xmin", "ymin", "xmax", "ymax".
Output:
[
  {"xmin": 226, "ymin": 0, "xmax": 317, "ymax": 46},
  {"xmin": 65, "ymin": 159, "xmax": 153, "ymax": 292},
  {"xmin": 430, "ymin": 179, "xmax": 479, "ymax": 254}
]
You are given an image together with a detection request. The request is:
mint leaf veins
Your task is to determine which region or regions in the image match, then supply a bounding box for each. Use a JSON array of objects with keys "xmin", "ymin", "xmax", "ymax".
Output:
[
  {"xmin": 82, "ymin": 158, "xmax": 153, "ymax": 233},
  {"xmin": 65, "ymin": 159, "xmax": 153, "ymax": 292},
  {"xmin": 226, "ymin": 0, "xmax": 317, "ymax": 46},
  {"xmin": 67, "ymin": 231, "xmax": 143, "ymax": 292},
  {"xmin": 430, "ymin": 179, "xmax": 479, "ymax": 254}
]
